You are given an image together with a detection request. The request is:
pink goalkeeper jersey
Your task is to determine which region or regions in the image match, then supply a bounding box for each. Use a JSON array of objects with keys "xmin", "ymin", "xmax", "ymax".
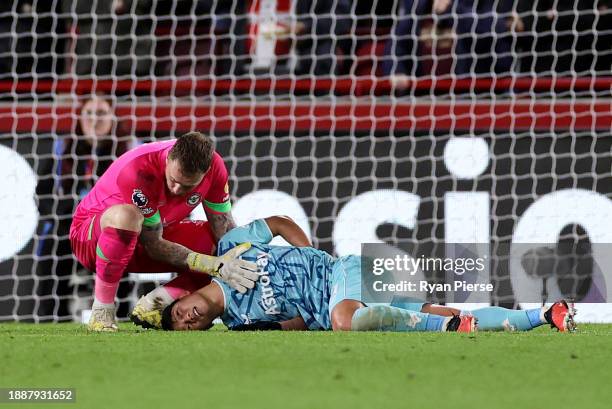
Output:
[{"xmin": 74, "ymin": 139, "xmax": 231, "ymax": 227}]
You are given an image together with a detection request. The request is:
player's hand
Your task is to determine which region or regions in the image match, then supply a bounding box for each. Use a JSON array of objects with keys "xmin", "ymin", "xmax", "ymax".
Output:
[
  {"xmin": 433, "ymin": 0, "xmax": 451, "ymax": 14},
  {"xmin": 508, "ymin": 11, "xmax": 525, "ymax": 32},
  {"xmin": 389, "ymin": 74, "xmax": 410, "ymax": 90},
  {"xmin": 216, "ymin": 243, "xmax": 260, "ymax": 293},
  {"xmin": 186, "ymin": 243, "xmax": 259, "ymax": 293}
]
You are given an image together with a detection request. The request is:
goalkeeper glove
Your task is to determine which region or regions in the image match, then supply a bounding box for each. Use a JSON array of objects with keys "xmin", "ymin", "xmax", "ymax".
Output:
[
  {"xmin": 130, "ymin": 287, "xmax": 175, "ymax": 329},
  {"xmin": 130, "ymin": 295, "xmax": 164, "ymax": 329},
  {"xmin": 187, "ymin": 242, "xmax": 259, "ymax": 293},
  {"xmin": 231, "ymin": 321, "xmax": 282, "ymax": 331}
]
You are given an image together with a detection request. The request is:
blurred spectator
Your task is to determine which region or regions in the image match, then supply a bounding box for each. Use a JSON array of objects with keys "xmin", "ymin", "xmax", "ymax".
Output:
[
  {"xmin": 383, "ymin": 0, "xmax": 515, "ymax": 86},
  {"xmin": 513, "ymin": 0, "xmax": 611, "ymax": 75},
  {"xmin": 597, "ymin": 1, "xmax": 612, "ymax": 73},
  {"xmin": 274, "ymin": 0, "xmax": 351, "ymax": 76},
  {"xmin": 342, "ymin": 0, "xmax": 396, "ymax": 76},
  {"xmin": 452, "ymin": 0, "xmax": 514, "ymax": 75},
  {"xmin": 197, "ymin": 0, "xmax": 250, "ymax": 76},
  {"xmin": 63, "ymin": 0, "xmax": 153, "ymax": 77},
  {"xmin": 153, "ymin": 0, "xmax": 249, "ymax": 78},
  {"xmin": 0, "ymin": 1, "xmax": 65, "ymax": 78},
  {"xmin": 60, "ymin": 96, "xmax": 131, "ymax": 196},
  {"xmin": 36, "ymin": 95, "xmax": 132, "ymax": 320},
  {"xmin": 0, "ymin": 3, "xmax": 9, "ymax": 76}
]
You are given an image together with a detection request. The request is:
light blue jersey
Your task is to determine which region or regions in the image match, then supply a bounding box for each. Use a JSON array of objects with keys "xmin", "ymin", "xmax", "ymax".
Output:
[
  {"xmin": 214, "ymin": 219, "xmax": 361, "ymax": 330},
  {"xmin": 213, "ymin": 221, "xmax": 549, "ymax": 333}
]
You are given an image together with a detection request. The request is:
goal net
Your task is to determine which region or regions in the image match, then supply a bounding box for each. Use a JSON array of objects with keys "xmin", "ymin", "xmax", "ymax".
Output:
[{"xmin": 0, "ymin": 0, "xmax": 610, "ymax": 323}]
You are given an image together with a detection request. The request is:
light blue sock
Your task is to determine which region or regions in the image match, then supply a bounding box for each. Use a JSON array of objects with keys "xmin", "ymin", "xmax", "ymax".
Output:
[
  {"xmin": 467, "ymin": 307, "xmax": 545, "ymax": 331},
  {"xmin": 351, "ymin": 305, "xmax": 448, "ymax": 332}
]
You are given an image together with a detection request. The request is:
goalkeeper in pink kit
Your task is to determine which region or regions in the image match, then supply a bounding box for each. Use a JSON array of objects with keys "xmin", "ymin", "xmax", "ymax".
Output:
[{"xmin": 70, "ymin": 132, "xmax": 258, "ymax": 331}]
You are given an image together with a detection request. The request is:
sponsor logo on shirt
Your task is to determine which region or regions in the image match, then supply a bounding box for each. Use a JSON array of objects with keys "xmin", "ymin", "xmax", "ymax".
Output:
[
  {"xmin": 222, "ymin": 183, "xmax": 230, "ymax": 202},
  {"xmin": 256, "ymin": 252, "xmax": 279, "ymax": 315},
  {"xmin": 187, "ymin": 192, "xmax": 202, "ymax": 207}
]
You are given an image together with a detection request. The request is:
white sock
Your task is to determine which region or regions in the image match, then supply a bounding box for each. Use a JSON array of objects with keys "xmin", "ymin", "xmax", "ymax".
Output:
[
  {"xmin": 442, "ymin": 317, "xmax": 452, "ymax": 332},
  {"xmin": 144, "ymin": 286, "xmax": 175, "ymax": 308},
  {"xmin": 539, "ymin": 305, "xmax": 548, "ymax": 323},
  {"xmin": 92, "ymin": 298, "xmax": 115, "ymax": 310}
]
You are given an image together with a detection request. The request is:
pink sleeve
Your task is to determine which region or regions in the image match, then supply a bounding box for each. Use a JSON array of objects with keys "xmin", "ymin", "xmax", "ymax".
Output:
[
  {"xmin": 117, "ymin": 160, "xmax": 161, "ymax": 219},
  {"xmin": 203, "ymin": 153, "xmax": 231, "ymax": 214}
]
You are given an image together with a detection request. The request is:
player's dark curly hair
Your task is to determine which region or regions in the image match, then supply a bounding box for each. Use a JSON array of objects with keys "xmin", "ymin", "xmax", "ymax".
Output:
[
  {"xmin": 160, "ymin": 300, "xmax": 179, "ymax": 331},
  {"xmin": 168, "ymin": 131, "xmax": 214, "ymax": 175}
]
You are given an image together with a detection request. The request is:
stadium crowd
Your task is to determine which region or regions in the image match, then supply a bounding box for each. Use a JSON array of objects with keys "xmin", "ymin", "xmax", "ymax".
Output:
[{"xmin": 0, "ymin": 0, "xmax": 610, "ymax": 81}]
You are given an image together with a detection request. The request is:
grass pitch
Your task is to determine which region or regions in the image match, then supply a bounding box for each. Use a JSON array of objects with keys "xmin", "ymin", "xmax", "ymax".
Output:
[{"xmin": 1, "ymin": 323, "xmax": 611, "ymax": 409}]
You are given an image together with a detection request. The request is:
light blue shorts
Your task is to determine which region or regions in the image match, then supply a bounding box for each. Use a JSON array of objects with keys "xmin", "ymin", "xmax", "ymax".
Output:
[
  {"xmin": 328, "ymin": 255, "xmax": 363, "ymax": 317},
  {"xmin": 327, "ymin": 256, "xmax": 427, "ymax": 318}
]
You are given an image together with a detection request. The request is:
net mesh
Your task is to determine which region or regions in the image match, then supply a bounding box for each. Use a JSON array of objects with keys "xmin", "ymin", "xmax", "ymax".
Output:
[{"xmin": 0, "ymin": 0, "xmax": 610, "ymax": 322}]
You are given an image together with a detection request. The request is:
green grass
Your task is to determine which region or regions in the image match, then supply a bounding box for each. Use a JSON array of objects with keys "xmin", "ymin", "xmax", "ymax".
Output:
[{"xmin": 1, "ymin": 323, "xmax": 611, "ymax": 409}]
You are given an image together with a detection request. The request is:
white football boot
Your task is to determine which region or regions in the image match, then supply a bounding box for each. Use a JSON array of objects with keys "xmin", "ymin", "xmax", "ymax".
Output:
[{"xmin": 88, "ymin": 304, "xmax": 118, "ymax": 332}]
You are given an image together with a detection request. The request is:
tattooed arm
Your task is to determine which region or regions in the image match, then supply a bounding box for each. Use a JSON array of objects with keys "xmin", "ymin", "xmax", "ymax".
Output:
[
  {"xmin": 205, "ymin": 209, "xmax": 237, "ymax": 241},
  {"xmin": 139, "ymin": 222, "xmax": 258, "ymax": 293},
  {"xmin": 139, "ymin": 222, "xmax": 191, "ymax": 268}
]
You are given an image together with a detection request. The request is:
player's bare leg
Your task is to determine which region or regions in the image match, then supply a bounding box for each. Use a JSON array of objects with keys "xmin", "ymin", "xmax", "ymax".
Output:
[
  {"xmin": 331, "ymin": 299, "xmax": 364, "ymax": 331},
  {"xmin": 421, "ymin": 304, "xmax": 461, "ymax": 316},
  {"xmin": 88, "ymin": 204, "xmax": 143, "ymax": 332}
]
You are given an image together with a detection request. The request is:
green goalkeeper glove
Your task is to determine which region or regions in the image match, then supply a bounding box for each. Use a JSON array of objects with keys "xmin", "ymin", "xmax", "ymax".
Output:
[{"xmin": 187, "ymin": 242, "xmax": 259, "ymax": 293}]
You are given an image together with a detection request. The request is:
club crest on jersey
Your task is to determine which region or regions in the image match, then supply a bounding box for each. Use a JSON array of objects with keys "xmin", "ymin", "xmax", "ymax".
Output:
[
  {"xmin": 187, "ymin": 192, "xmax": 202, "ymax": 207},
  {"xmin": 132, "ymin": 189, "xmax": 148, "ymax": 208},
  {"xmin": 222, "ymin": 183, "xmax": 230, "ymax": 202}
]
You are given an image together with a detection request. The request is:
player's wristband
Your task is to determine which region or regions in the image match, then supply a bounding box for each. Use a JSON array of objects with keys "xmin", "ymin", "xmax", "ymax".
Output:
[
  {"xmin": 231, "ymin": 321, "xmax": 282, "ymax": 331},
  {"xmin": 186, "ymin": 252, "xmax": 220, "ymax": 276}
]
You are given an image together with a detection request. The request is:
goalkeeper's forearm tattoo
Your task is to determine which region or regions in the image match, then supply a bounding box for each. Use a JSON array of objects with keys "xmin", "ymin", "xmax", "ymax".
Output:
[
  {"xmin": 139, "ymin": 223, "xmax": 190, "ymax": 268},
  {"xmin": 207, "ymin": 212, "xmax": 236, "ymax": 240},
  {"xmin": 148, "ymin": 239, "xmax": 192, "ymax": 268}
]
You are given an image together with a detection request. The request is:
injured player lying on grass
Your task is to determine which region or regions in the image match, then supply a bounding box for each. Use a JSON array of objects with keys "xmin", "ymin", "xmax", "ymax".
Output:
[{"xmin": 131, "ymin": 217, "xmax": 576, "ymax": 333}]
